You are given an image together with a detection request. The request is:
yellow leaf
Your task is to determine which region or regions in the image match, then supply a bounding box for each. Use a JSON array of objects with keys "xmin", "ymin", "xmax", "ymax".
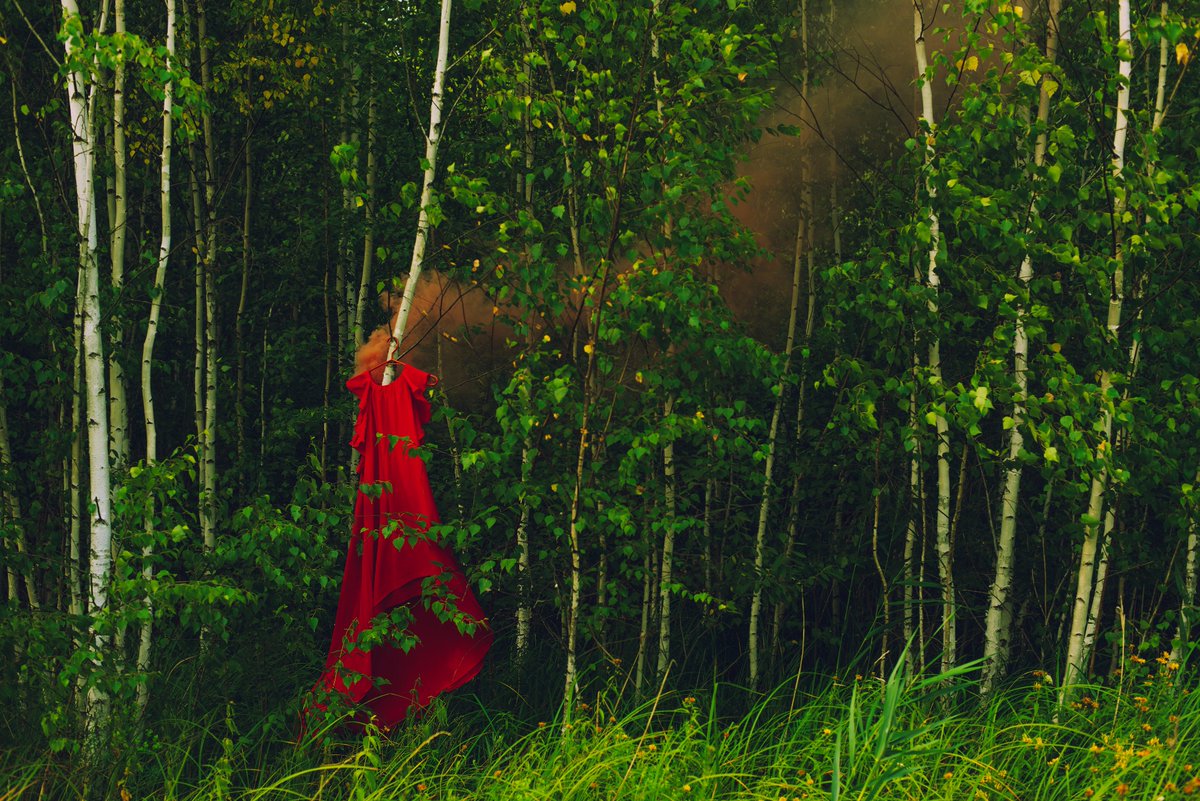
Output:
[
  {"xmin": 1176, "ymin": 42, "xmax": 1190, "ymax": 65},
  {"xmin": 559, "ymin": 0, "xmax": 576, "ymax": 13},
  {"xmin": 965, "ymin": 55, "xmax": 979, "ymax": 71},
  {"xmin": 355, "ymin": 196, "xmax": 364, "ymax": 207},
  {"xmin": 581, "ymin": 133, "xmax": 593, "ymax": 141},
  {"xmin": 1014, "ymin": 5, "xmax": 1024, "ymax": 18},
  {"xmin": 737, "ymin": 72, "xmax": 747, "ymax": 81},
  {"xmin": 583, "ymin": 342, "xmax": 594, "ymax": 355},
  {"xmin": 1049, "ymin": 342, "xmax": 1062, "ymax": 353}
]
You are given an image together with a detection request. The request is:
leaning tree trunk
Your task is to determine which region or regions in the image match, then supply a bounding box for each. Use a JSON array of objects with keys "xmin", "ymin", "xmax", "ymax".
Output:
[
  {"xmin": 61, "ymin": 0, "xmax": 115, "ymax": 733},
  {"xmin": 136, "ymin": 0, "xmax": 175, "ymax": 711},
  {"xmin": 1063, "ymin": 0, "xmax": 1131, "ymax": 697},
  {"xmin": 748, "ymin": 192, "xmax": 806, "ymax": 689},
  {"xmin": 383, "ymin": 0, "xmax": 452, "ymax": 376},
  {"xmin": 981, "ymin": 0, "xmax": 1063, "ymax": 697},
  {"xmin": 913, "ymin": 0, "xmax": 956, "ymax": 673}
]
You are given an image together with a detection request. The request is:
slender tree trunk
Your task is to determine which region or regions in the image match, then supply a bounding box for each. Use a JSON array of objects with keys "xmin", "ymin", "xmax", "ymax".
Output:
[
  {"xmin": 981, "ymin": 0, "xmax": 1063, "ymax": 698},
  {"xmin": 198, "ymin": 0, "xmax": 218, "ymax": 552},
  {"xmin": 636, "ymin": 541, "xmax": 652, "ymax": 693},
  {"xmin": 1082, "ymin": 500, "xmax": 1117, "ymax": 661},
  {"xmin": 904, "ymin": 351, "xmax": 922, "ymax": 674},
  {"xmin": 514, "ymin": 40, "xmax": 536, "ymax": 660},
  {"xmin": 189, "ymin": 134, "xmax": 206, "ymax": 499},
  {"xmin": 383, "ymin": 0, "xmax": 452, "ymax": 377},
  {"xmin": 1063, "ymin": 0, "xmax": 1131, "ymax": 696},
  {"xmin": 61, "ymin": 0, "xmax": 115, "ymax": 732},
  {"xmin": 514, "ymin": 409, "xmax": 535, "ymax": 662},
  {"xmin": 107, "ymin": 0, "xmax": 130, "ymax": 471},
  {"xmin": 749, "ymin": 207, "xmax": 806, "ymax": 689},
  {"xmin": 657, "ymin": 397, "xmax": 677, "ymax": 679},
  {"xmin": 69, "ymin": 314, "xmax": 84, "ymax": 618},
  {"xmin": 914, "ymin": 0, "xmax": 955, "ymax": 673},
  {"xmin": 1174, "ymin": 468, "xmax": 1200, "ymax": 659},
  {"xmin": 136, "ymin": 0, "xmax": 175, "ymax": 711},
  {"xmin": 235, "ymin": 114, "xmax": 252, "ymax": 469},
  {"xmin": 354, "ymin": 91, "xmax": 377, "ymax": 348},
  {"xmin": 773, "ymin": 145, "xmax": 817, "ymax": 657},
  {"xmin": 334, "ymin": 21, "xmax": 354, "ymax": 358}
]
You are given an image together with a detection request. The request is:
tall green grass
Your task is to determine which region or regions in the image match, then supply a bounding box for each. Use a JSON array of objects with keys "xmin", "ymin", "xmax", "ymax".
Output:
[{"xmin": 5, "ymin": 655, "xmax": 1198, "ymax": 800}]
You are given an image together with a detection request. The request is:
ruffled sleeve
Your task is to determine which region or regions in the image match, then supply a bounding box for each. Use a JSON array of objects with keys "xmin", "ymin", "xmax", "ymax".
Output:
[{"xmin": 405, "ymin": 366, "xmax": 434, "ymax": 427}]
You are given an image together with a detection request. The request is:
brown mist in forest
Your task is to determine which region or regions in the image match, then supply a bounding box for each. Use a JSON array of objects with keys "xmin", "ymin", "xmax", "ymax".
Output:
[
  {"xmin": 380, "ymin": 0, "xmax": 984, "ymax": 403},
  {"xmin": 723, "ymin": 0, "xmax": 986, "ymax": 348}
]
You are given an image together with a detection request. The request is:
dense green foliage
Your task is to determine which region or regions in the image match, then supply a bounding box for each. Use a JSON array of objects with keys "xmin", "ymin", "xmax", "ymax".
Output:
[{"xmin": 1, "ymin": 0, "xmax": 1199, "ymax": 791}]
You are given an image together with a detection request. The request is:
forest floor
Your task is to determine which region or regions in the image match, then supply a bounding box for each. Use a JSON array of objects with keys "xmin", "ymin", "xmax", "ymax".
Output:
[{"xmin": 5, "ymin": 659, "xmax": 1198, "ymax": 801}]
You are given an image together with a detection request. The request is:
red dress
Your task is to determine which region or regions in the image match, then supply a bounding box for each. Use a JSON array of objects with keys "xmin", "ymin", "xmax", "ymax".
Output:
[{"xmin": 314, "ymin": 365, "xmax": 492, "ymax": 727}]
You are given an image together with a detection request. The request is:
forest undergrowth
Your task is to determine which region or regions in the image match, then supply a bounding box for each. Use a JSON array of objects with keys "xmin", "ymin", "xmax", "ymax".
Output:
[{"xmin": 4, "ymin": 651, "xmax": 1197, "ymax": 801}]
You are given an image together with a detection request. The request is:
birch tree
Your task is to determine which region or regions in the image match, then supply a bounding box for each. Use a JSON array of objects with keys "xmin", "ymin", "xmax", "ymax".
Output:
[
  {"xmin": 1063, "ymin": 0, "xmax": 1132, "ymax": 696},
  {"xmin": 748, "ymin": 172, "xmax": 806, "ymax": 690},
  {"xmin": 196, "ymin": 0, "xmax": 218, "ymax": 552},
  {"xmin": 136, "ymin": 0, "xmax": 176, "ymax": 710},
  {"xmin": 383, "ymin": 0, "xmax": 453, "ymax": 377},
  {"xmin": 108, "ymin": 0, "xmax": 130, "ymax": 469},
  {"xmin": 60, "ymin": 0, "xmax": 115, "ymax": 729},
  {"xmin": 981, "ymin": 0, "xmax": 1063, "ymax": 697},
  {"xmin": 913, "ymin": 0, "xmax": 956, "ymax": 673}
]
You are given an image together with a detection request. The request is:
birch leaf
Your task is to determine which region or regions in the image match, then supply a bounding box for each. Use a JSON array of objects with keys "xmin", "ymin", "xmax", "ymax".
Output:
[
  {"xmin": 1177, "ymin": 42, "xmax": 1190, "ymax": 65},
  {"xmin": 559, "ymin": 1, "xmax": 576, "ymax": 13}
]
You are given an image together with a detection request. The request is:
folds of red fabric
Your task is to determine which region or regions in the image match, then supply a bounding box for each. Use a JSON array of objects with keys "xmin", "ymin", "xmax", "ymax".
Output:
[{"xmin": 308, "ymin": 365, "xmax": 492, "ymax": 731}]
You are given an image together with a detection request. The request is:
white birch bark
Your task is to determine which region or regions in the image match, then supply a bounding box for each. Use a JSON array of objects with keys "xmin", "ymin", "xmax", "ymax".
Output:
[
  {"xmin": 981, "ymin": 0, "xmax": 1062, "ymax": 697},
  {"xmin": 636, "ymin": 545, "xmax": 652, "ymax": 693},
  {"xmin": 383, "ymin": 0, "xmax": 453, "ymax": 380},
  {"xmin": 514, "ymin": 37, "xmax": 536, "ymax": 660},
  {"xmin": 748, "ymin": 0, "xmax": 808, "ymax": 689},
  {"xmin": 70, "ymin": 312, "xmax": 84, "ymax": 617},
  {"xmin": 914, "ymin": 0, "xmax": 956, "ymax": 673},
  {"xmin": 749, "ymin": 201, "xmax": 805, "ymax": 689},
  {"xmin": 107, "ymin": 0, "xmax": 130, "ymax": 470},
  {"xmin": 61, "ymin": 0, "xmax": 115, "ymax": 728},
  {"xmin": 1063, "ymin": 0, "xmax": 1131, "ymax": 695},
  {"xmin": 136, "ymin": 0, "xmax": 175, "ymax": 711},
  {"xmin": 197, "ymin": 0, "xmax": 218, "ymax": 552},
  {"xmin": 1175, "ymin": 469, "xmax": 1199, "ymax": 659},
  {"xmin": 189, "ymin": 138, "xmax": 206, "ymax": 491},
  {"xmin": 657, "ymin": 397, "xmax": 676, "ymax": 679},
  {"xmin": 1082, "ymin": 501, "xmax": 1116, "ymax": 661}
]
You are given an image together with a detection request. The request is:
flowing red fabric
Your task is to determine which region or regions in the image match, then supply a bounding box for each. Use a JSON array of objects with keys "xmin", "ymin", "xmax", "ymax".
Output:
[{"xmin": 314, "ymin": 365, "xmax": 492, "ymax": 727}]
